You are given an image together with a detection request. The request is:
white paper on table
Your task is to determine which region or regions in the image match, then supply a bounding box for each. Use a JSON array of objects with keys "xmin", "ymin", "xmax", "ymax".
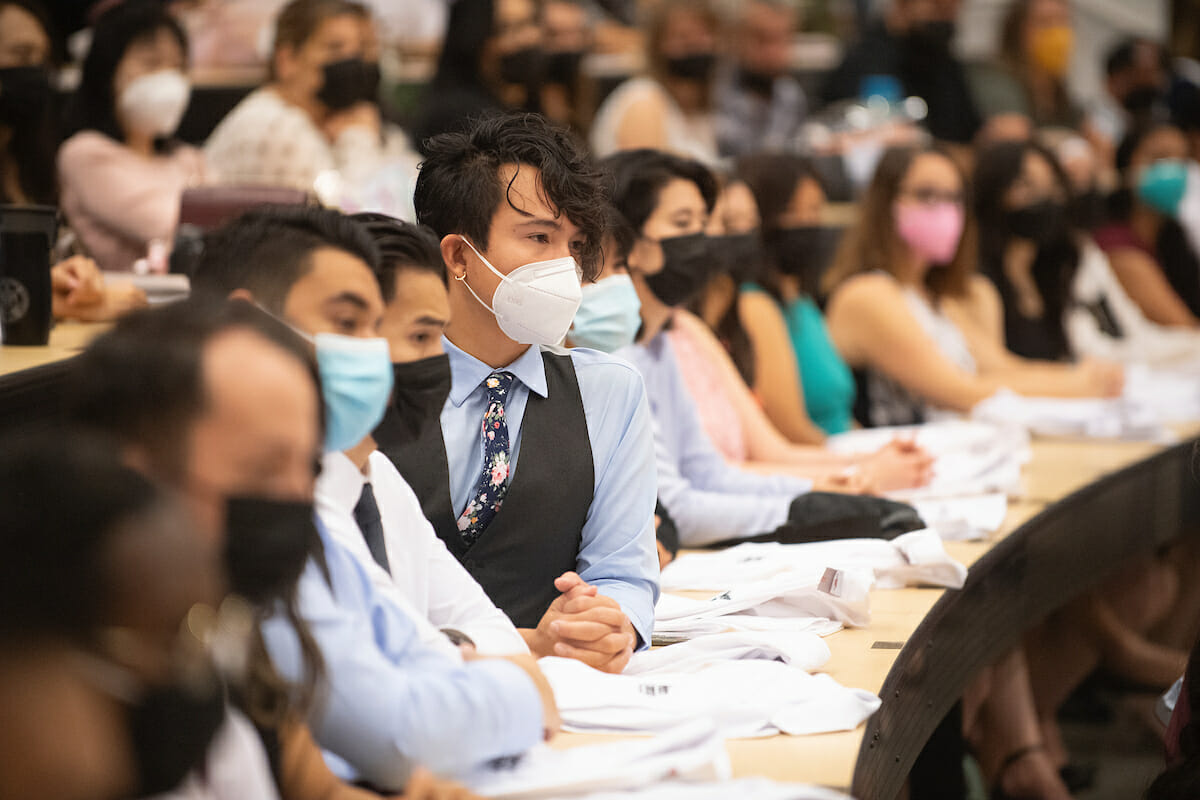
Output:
[
  {"xmin": 461, "ymin": 720, "xmax": 730, "ymax": 799},
  {"xmin": 626, "ymin": 631, "xmax": 831, "ymax": 675},
  {"xmin": 659, "ymin": 530, "xmax": 967, "ymax": 594},
  {"xmin": 539, "ymin": 657, "xmax": 881, "ymax": 739},
  {"xmin": 575, "ymin": 778, "xmax": 852, "ymax": 800}
]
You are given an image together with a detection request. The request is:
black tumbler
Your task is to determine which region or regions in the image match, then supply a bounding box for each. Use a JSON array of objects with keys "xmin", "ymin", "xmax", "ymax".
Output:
[{"xmin": 0, "ymin": 205, "xmax": 57, "ymax": 346}]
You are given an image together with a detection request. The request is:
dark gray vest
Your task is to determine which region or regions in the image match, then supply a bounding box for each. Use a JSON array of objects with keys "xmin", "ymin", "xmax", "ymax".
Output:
[{"xmin": 378, "ymin": 351, "xmax": 595, "ymax": 629}]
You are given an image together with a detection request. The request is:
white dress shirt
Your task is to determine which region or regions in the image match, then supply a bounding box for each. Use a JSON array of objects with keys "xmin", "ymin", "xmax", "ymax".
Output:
[{"xmin": 316, "ymin": 450, "xmax": 529, "ymax": 655}]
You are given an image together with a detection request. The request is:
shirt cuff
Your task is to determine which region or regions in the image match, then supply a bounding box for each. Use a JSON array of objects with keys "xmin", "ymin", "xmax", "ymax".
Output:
[
  {"xmin": 592, "ymin": 583, "xmax": 655, "ymax": 652},
  {"xmin": 466, "ymin": 658, "xmax": 546, "ymax": 747}
]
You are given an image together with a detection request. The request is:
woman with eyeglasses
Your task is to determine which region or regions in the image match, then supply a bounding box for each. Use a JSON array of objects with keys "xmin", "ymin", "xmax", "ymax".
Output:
[{"xmin": 823, "ymin": 143, "xmax": 1123, "ymax": 428}]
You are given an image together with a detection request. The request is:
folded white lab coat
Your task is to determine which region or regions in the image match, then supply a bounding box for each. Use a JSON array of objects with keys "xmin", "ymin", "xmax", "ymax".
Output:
[
  {"xmin": 539, "ymin": 657, "xmax": 881, "ymax": 738},
  {"xmin": 654, "ymin": 569, "xmax": 872, "ymax": 634},
  {"xmin": 576, "ymin": 779, "xmax": 852, "ymax": 800},
  {"xmin": 462, "ymin": 721, "xmax": 729, "ymax": 799},
  {"xmin": 826, "ymin": 421, "xmax": 1029, "ymax": 500},
  {"xmin": 971, "ymin": 389, "xmax": 1173, "ymax": 442},
  {"xmin": 626, "ymin": 631, "xmax": 831, "ymax": 675},
  {"xmin": 911, "ymin": 493, "xmax": 1009, "ymax": 541},
  {"xmin": 659, "ymin": 531, "xmax": 968, "ymax": 593}
]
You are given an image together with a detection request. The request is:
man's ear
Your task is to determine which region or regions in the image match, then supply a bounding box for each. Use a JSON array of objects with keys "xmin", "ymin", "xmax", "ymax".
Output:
[{"xmin": 441, "ymin": 235, "xmax": 469, "ymax": 281}]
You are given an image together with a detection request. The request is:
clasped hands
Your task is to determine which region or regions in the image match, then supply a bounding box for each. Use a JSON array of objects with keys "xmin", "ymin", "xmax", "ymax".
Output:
[{"xmin": 520, "ymin": 571, "xmax": 637, "ymax": 674}]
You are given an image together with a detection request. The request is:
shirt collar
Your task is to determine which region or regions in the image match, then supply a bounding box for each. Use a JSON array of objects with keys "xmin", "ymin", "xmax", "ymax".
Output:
[
  {"xmin": 444, "ymin": 335, "xmax": 548, "ymax": 406},
  {"xmin": 316, "ymin": 450, "xmax": 368, "ymax": 511}
]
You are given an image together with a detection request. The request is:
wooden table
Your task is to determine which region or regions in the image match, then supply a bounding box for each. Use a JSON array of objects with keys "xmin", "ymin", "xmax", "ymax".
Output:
[
  {"xmin": 555, "ymin": 433, "xmax": 1199, "ymax": 797},
  {"xmin": 0, "ymin": 331, "xmax": 1193, "ymax": 796}
]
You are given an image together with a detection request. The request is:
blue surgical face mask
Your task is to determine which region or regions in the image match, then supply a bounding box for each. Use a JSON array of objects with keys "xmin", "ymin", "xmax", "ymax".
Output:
[
  {"xmin": 311, "ymin": 332, "xmax": 394, "ymax": 452},
  {"xmin": 569, "ymin": 274, "xmax": 642, "ymax": 353},
  {"xmin": 1137, "ymin": 158, "xmax": 1189, "ymax": 217}
]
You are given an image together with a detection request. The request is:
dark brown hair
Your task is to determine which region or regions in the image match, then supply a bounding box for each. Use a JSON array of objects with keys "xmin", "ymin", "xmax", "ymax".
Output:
[
  {"xmin": 644, "ymin": 0, "xmax": 722, "ymax": 100},
  {"xmin": 824, "ymin": 144, "xmax": 976, "ymax": 301},
  {"xmin": 271, "ymin": 0, "xmax": 369, "ymax": 80}
]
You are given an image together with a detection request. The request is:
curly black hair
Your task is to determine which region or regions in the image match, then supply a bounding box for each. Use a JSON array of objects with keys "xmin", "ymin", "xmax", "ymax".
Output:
[{"xmin": 414, "ymin": 111, "xmax": 608, "ymax": 281}]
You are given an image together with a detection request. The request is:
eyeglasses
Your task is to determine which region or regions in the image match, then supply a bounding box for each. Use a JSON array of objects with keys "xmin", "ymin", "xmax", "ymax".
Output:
[{"xmin": 897, "ymin": 187, "xmax": 964, "ymax": 206}]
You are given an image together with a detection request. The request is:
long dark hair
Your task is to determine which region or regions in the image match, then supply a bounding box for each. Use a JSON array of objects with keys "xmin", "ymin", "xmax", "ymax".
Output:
[
  {"xmin": 64, "ymin": 0, "xmax": 188, "ymax": 145},
  {"xmin": 974, "ymin": 139, "xmax": 1078, "ymax": 359},
  {"xmin": 825, "ymin": 143, "xmax": 976, "ymax": 301},
  {"xmin": 1111, "ymin": 122, "xmax": 1200, "ymax": 318},
  {"xmin": 0, "ymin": 0, "xmax": 59, "ymax": 204}
]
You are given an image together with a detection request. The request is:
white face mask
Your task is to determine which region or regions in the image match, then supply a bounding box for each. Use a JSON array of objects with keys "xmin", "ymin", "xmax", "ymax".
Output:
[
  {"xmin": 458, "ymin": 237, "xmax": 583, "ymax": 346},
  {"xmin": 117, "ymin": 69, "xmax": 191, "ymax": 138}
]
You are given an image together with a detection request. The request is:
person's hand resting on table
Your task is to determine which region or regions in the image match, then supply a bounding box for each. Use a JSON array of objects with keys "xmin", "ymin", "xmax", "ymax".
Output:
[
  {"xmin": 521, "ymin": 571, "xmax": 637, "ymax": 674},
  {"xmin": 52, "ymin": 256, "xmax": 147, "ymax": 322}
]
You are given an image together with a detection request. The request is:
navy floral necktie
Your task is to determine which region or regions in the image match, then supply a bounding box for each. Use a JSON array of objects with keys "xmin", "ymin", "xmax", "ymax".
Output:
[{"xmin": 457, "ymin": 371, "xmax": 515, "ymax": 546}]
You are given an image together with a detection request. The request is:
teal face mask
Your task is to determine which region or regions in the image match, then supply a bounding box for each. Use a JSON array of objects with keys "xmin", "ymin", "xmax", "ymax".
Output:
[
  {"xmin": 311, "ymin": 332, "xmax": 394, "ymax": 452},
  {"xmin": 1137, "ymin": 159, "xmax": 1189, "ymax": 217},
  {"xmin": 569, "ymin": 274, "xmax": 642, "ymax": 353}
]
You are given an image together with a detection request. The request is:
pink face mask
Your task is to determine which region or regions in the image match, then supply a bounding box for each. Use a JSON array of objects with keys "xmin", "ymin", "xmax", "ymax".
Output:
[{"xmin": 894, "ymin": 202, "xmax": 964, "ymax": 264}]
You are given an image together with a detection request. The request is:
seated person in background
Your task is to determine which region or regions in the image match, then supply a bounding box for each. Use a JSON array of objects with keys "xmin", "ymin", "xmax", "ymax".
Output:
[
  {"xmin": 71, "ymin": 298, "xmax": 487, "ymax": 799},
  {"xmin": 184, "ymin": 208, "xmax": 555, "ymax": 788},
  {"xmin": 1095, "ymin": 122, "xmax": 1200, "ymax": 328},
  {"xmin": 0, "ymin": 0, "xmax": 57, "ymax": 206},
  {"xmin": 0, "ymin": 2, "xmax": 146, "ymax": 319},
  {"xmin": 1047, "ymin": 131, "xmax": 1200, "ymax": 364},
  {"xmin": 58, "ymin": 0, "xmax": 204, "ymax": 272},
  {"xmin": 383, "ymin": 112, "xmax": 659, "ymax": 674},
  {"xmin": 823, "ymin": 143, "xmax": 1124, "ymax": 428},
  {"xmin": 1090, "ymin": 37, "xmax": 1174, "ymax": 147},
  {"xmin": 973, "ymin": 138, "xmax": 1079, "ymax": 362},
  {"xmin": 205, "ymin": 0, "xmax": 417, "ymax": 215},
  {"xmin": 820, "ymin": 0, "xmax": 981, "ymax": 145},
  {"xmin": 538, "ymin": 0, "xmax": 593, "ymax": 135},
  {"xmin": 599, "ymin": 149, "xmax": 926, "ymax": 547},
  {"xmin": 412, "ymin": 0, "xmax": 546, "ymax": 154},
  {"xmin": 735, "ymin": 153, "xmax": 855, "ymax": 440},
  {"xmin": 590, "ymin": 0, "xmax": 722, "ymax": 165},
  {"xmin": 713, "ymin": 0, "xmax": 807, "ymax": 158},
  {"xmin": 671, "ymin": 168, "xmax": 932, "ymax": 489},
  {"xmin": 966, "ymin": 0, "xmax": 1101, "ymax": 151}
]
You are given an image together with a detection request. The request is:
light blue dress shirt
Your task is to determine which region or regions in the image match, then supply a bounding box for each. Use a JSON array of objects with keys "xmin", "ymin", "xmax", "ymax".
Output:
[
  {"xmin": 260, "ymin": 520, "xmax": 544, "ymax": 787},
  {"xmin": 441, "ymin": 337, "xmax": 659, "ymax": 647},
  {"xmin": 616, "ymin": 330, "xmax": 812, "ymax": 547}
]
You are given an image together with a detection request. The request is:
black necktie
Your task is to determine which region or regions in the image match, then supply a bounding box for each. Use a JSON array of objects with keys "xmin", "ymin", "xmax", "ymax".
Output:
[{"xmin": 353, "ymin": 482, "xmax": 391, "ymax": 574}]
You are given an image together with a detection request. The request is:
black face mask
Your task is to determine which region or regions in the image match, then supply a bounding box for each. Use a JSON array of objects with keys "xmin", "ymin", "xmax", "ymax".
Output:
[
  {"xmin": 710, "ymin": 232, "xmax": 766, "ymax": 284},
  {"xmin": 903, "ymin": 20, "xmax": 956, "ymax": 55},
  {"xmin": 499, "ymin": 47, "xmax": 546, "ymax": 85},
  {"xmin": 1005, "ymin": 200, "xmax": 1067, "ymax": 245},
  {"xmin": 126, "ymin": 674, "xmax": 227, "ymax": 795},
  {"xmin": 771, "ymin": 226, "xmax": 843, "ymax": 294},
  {"xmin": 544, "ymin": 50, "xmax": 585, "ymax": 86},
  {"xmin": 317, "ymin": 58, "xmax": 381, "ymax": 111},
  {"xmin": 0, "ymin": 66, "xmax": 52, "ymax": 124},
  {"xmin": 1068, "ymin": 188, "xmax": 1106, "ymax": 231},
  {"xmin": 644, "ymin": 232, "xmax": 713, "ymax": 307},
  {"xmin": 223, "ymin": 496, "xmax": 317, "ymax": 606},
  {"xmin": 1122, "ymin": 85, "xmax": 1166, "ymax": 115},
  {"xmin": 384, "ymin": 354, "xmax": 452, "ymax": 447},
  {"xmin": 664, "ymin": 53, "xmax": 717, "ymax": 82},
  {"xmin": 737, "ymin": 67, "xmax": 776, "ymax": 97}
]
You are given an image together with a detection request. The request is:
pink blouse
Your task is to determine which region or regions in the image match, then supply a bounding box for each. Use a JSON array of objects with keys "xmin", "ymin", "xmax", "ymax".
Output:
[{"xmin": 666, "ymin": 322, "xmax": 748, "ymax": 463}]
